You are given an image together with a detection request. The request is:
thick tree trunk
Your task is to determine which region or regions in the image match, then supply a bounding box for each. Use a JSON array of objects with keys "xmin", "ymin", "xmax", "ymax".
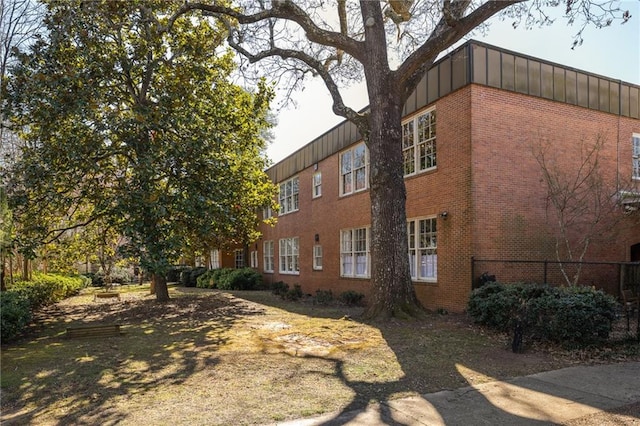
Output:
[
  {"xmin": 360, "ymin": 1, "xmax": 422, "ymax": 318},
  {"xmin": 152, "ymin": 273, "xmax": 170, "ymax": 301}
]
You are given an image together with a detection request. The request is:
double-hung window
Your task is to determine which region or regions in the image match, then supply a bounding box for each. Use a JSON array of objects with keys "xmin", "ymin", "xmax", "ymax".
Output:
[
  {"xmin": 403, "ymin": 109, "xmax": 436, "ymax": 176},
  {"xmin": 210, "ymin": 249, "xmax": 220, "ymax": 269},
  {"xmin": 313, "ymin": 172, "xmax": 322, "ymax": 198},
  {"xmin": 340, "ymin": 144, "xmax": 367, "ymax": 195},
  {"xmin": 340, "ymin": 227, "xmax": 369, "ymax": 277},
  {"xmin": 263, "ymin": 206, "xmax": 273, "ymax": 219},
  {"xmin": 263, "ymin": 241, "xmax": 274, "ymax": 273},
  {"xmin": 279, "ymin": 177, "xmax": 299, "ymax": 215},
  {"xmin": 279, "ymin": 237, "xmax": 299, "ymax": 274},
  {"xmin": 313, "ymin": 244, "xmax": 323, "ymax": 270},
  {"xmin": 234, "ymin": 249, "xmax": 244, "ymax": 269},
  {"xmin": 250, "ymin": 250, "xmax": 258, "ymax": 268},
  {"xmin": 407, "ymin": 217, "xmax": 437, "ymax": 281},
  {"xmin": 633, "ymin": 134, "xmax": 640, "ymax": 180}
]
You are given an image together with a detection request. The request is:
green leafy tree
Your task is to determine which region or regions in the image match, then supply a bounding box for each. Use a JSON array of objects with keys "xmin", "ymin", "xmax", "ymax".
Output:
[
  {"xmin": 172, "ymin": 0, "xmax": 630, "ymax": 318},
  {"xmin": 4, "ymin": 0, "xmax": 276, "ymax": 300}
]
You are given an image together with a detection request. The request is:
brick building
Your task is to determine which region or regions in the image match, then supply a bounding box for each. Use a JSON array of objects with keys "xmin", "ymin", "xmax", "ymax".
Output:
[{"xmin": 224, "ymin": 41, "xmax": 640, "ymax": 312}]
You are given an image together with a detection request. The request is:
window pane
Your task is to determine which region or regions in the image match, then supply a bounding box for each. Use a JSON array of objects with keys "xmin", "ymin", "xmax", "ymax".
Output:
[
  {"xmin": 354, "ymin": 145, "xmax": 366, "ymax": 168},
  {"xmin": 341, "ymin": 151, "xmax": 352, "ymax": 173},
  {"xmin": 355, "ymin": 168, "xmax": 366, "ymax": 190}
]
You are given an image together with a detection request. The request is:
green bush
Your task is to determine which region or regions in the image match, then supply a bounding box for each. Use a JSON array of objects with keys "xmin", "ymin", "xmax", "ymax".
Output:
[
  {"xmin": 3, "ymin": 273, "xmax": 84, "ymax": 342},
  {"xmin": 196, "ymin": 269, "xmax": 218, "ymax": 289},
  {"xmin": 467, "ymin": 282, "xmax": 618, "ymax": 347},
  {"xmin": 10, "ymin": 273, "xmax": 85, "ymax": 310},
  {"xmin": 284, "ymin": 284, "xmax": 303, "ymax": 301},
  {"xmin": 179, "ymin": 268, "xmax": 193, "ymax": 287},
  {"xmin": 271, "ymin": 281, "xmax": 289, "ymax": 297},
  {"xmin": 216, "ymin": 268, "xmax": 262, "ymax": 291},
  {"xmin": 339, "ymin": 290, "xmax": 365, "ymax": 306},
  {"xmin": 188, "ymin": 267, "xmax": 208, "ymax": 288},
  {"xmin": 314, "ymin": 289, "xmax": 333, "ymax": 305},
  {"xmin": 167, "ymin": 266, "xmax": 187, "ymax": 283},
  {"xmin": 0, "ymin": 292, "xmax": 32, "ymax": 342}
]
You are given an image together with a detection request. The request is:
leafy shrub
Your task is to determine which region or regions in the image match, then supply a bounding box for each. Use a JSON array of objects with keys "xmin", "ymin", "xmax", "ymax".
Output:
[
  {"xmin": 189, "ymin": 267, "xmax": 208, "ymax": 287},
  {"xmin": 339, "ymin": 290, "xmax": 365, "ymax": 306},
  {"xmin": 314, "ymin": 289, "xmax": 333, "ymax": 305},
  {"xmin": 167, "ymin": 266, "xmax": 188, "ymax": 283},
  {"xmin": 83, "ymin": 272, "xmax": 103, "ymax": 287},
  {"xmin": 271, "ymin": 281, "xmax": 289, "ymax": 297},
  {"xmin": 196, "ymin": 269, "xmax": 218, "ymax": 289},
  {"xmin": 216, "ymin": 268, "xmax": 262, "ymax": 290},
  {"xmin": 0, "ymin": 292, "xmax": 32, "ymax": 342},
  {"xmin": 179, "ymin": 268, "xmax": 193, "ymax": 287},
  {"xmin": 10, "ymin": 273, "xmax": 85, "ymax": 310},
  {"xmin": 467, "ymin": 282, "xmax": 618, "ymax": 347},
  {"xmin": 284, "ymin": 284, "xmax": 303, "ymax": 301}
]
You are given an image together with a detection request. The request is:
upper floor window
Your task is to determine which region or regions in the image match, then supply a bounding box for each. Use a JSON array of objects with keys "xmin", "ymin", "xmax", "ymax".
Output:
[
  {"xmin": 279, "ymin": 176, "xmax": 299, "ymax": 215},
  {"xmin": 279, "ymin": 237, "xmax": 300, "ymax": 274},
  {"xmin": 313, "ymin": 172, "xmax": 322, "ymax": 198},
  {"xmin": 263, "ymin": 240, "xmax": 274, "ymax": 273},
  {"xmin": 263, "ymin": 206, "xmax": 273, "ymax": 219},
  {"xmin": 633, "ymin": 134, "xmax": 640, "ymax": 180},
  {"xmin": 403, "ymin": 109, "xmax": 436, "ymax": 176},
  {"xmin": 340, "ymin": 227, "xmax": 369, "ymax": 277},
  {"xmin": 407, "ymin": 217, "xmax": 437, "ymax": 281},
  {"xmin": 340, "ymin": 143, "xmax": 367, "ymax": 196}
]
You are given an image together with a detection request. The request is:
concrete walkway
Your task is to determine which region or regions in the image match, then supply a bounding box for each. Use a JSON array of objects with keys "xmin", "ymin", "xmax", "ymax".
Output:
[{"xmin": 271, "ymin": 362, "xmax": 640, "ymax": 425}]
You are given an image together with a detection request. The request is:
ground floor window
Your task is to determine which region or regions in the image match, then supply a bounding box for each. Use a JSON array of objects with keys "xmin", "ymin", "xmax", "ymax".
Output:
[
  {"xmin": 341, "ymin": 227, "xmax": 369, "ymax": 277},
  {"xmin": 313, "ymin": 244, "xmax": 323, "ymax": 270},
  {"xmin": 210, "ymin": 249, "xmax": 220, "ymax": 269},
  {"xmin": 279, "ymin": 237, "xmax": 299, "ymax": 274},
  {"xmin": 263, "ymin": 241, "xmax": 274, "ymax": 272},
  {"xmin": 235, "ymin": 249, "xmax": 244, "ymax": 269},
  {"xmin": 250, "ymin": 250, "xmax": 258, "ymax": 268},
  {"xmin": 407, "ymin": 217, "xmax": 437, "ymax": 281}
]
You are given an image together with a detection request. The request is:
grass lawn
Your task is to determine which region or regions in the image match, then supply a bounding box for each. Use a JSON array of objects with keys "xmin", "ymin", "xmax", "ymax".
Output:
[{"xmin": 1, "ymin": 285, "xmax": 638, "ymax": 425}]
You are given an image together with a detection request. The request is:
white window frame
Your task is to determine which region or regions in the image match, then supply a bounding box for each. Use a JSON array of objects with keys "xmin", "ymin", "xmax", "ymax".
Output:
[
  {"xmin": 263, "ymin": 205, "xmax": 273, "ymax": 219},
  {"xmin": 250, "ymin": 250, "xmax": 258, "ymax": 268},
  {"xmin": 633, "ymin": 133, "xmax": 640, "ymax": 180},
  {"xmin": 234, "ymin": 249, "xmax": 244, "ymax": 269},
  {"xmin": 313, "ymin": 244, "xmax": 323, "ymax": 270},
  {"xmin": 210, "ymin": 249, "xmax": 220, "ymax": 269},
  {"xmin": 263, "ymin": 241, "xmax": 274, "ymax": 273},
  {"xmin": 403, "ymin": 108, "xmax": 436, "ymax": 177},
  {"xmin": 407, "ymin": 217, "xmax": 437, "ymax": 282},
  {"xmin": 340, "ymin": 143, "xmax": 368, "ymax": 196},
  {"xmin": 340, "ymin": 227, "xmax": 370, "ymax": 278},
  {"xmin": 278, "ymin": 176, "xmax": 299, "ymax": 215},
  {"xmin": 312, "ymin": 171, "xmax": 322, "ymax": 198},
  {"xmin": 279, "ymin": 237, "xmax": 300, "ymax": 275}
]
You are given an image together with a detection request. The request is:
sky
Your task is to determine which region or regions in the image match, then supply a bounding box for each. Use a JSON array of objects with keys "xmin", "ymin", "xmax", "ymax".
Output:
[{"xmin": 266, "ymin": 1, "xmax": 640, "ymax": 164}]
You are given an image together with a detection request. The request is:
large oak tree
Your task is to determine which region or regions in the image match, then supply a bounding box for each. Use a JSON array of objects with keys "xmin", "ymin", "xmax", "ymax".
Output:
[
  {"xmin": 174, "ymin": 0, "xmax": 630, "ymax": 318},
  {"xmin": 4, "ymin": 0, "xmax": 277, "ymax": 300}
]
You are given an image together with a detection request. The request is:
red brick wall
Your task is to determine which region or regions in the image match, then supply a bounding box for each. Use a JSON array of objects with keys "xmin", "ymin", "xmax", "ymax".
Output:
[{"xmin": 256, "ymin": 84, "xmax": 640, "ymax": 312}]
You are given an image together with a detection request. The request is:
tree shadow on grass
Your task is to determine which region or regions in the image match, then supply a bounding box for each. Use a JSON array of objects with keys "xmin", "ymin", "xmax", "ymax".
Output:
[
  {"xmin": 0, "ymin": 292, "xmax": 265, "ymax": 425},
  {"xmin": 235, "ymin": 293, "xmax": 577, "ymax": 425}
]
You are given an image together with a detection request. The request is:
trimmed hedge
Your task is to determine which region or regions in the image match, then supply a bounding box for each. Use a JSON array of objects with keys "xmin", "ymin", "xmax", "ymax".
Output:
[
  {"xmin": 468, "ymin": 282, "xmax": 618, "ymax": 347},
  {"xmin": 2, "ymin": 273, "xmax": 86, "ymax": 342},
  {"xmin": 10, "ymin": 273, "xmax": 86, "ymax": 310},
  {"xmin": 216, "ymin": 268, "xmax": 262, "ymax": 290}
]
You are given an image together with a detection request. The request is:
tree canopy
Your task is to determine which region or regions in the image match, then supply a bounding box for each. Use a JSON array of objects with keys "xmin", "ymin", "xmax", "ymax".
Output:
[{"xmin": 3, "ymin": 0, "xmax": 277, "ymax": 299}]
